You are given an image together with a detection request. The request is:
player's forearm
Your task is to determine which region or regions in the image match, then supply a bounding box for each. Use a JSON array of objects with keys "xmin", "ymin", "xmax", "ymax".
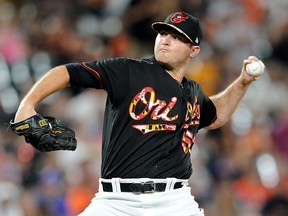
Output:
[
  {"xmin": 14, "ymin": 65, "xmax": 70, "ymax": 122},
  {"xmin": 207, "ymin": 76, "xmax": 251, "ymax": 129}
]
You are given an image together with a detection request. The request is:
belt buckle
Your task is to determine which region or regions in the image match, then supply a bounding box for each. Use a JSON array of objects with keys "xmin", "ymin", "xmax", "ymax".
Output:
[
  {"xmin": 143, "ymin": 181, "xmax": 156, "ymax": 194},
  {"xmin": 130, "ymin": 181, "xmax": 156, "ymax": 194}
]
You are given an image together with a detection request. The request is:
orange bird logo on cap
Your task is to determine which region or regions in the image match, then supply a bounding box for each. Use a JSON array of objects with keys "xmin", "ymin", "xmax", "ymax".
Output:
[{"xmin": 170, "ymin": 12, "xmax": 188, "ymax": 23}]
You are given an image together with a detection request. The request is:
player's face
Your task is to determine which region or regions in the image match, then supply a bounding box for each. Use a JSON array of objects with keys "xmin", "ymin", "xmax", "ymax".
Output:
[{"xmin": 154, "ymin": 29, "xmax": 199, "ymax": 69}]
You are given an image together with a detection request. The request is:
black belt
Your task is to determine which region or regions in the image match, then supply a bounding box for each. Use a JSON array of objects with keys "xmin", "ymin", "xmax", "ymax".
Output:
[{"xmin": 101, "ymin": 181, "xmax": 183, "ymax": 194}]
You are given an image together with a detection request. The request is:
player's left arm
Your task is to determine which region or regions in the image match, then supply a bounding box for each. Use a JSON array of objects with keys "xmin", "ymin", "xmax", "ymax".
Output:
[{"xmin": 205, "ymin": 56, "xmax": 262, "ymax": 130}]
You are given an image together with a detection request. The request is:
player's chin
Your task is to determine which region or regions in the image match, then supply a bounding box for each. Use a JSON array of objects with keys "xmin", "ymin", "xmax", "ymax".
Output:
[{"xmin": 155, "ymin": 55, "xmax": 170, "ymax": 68}]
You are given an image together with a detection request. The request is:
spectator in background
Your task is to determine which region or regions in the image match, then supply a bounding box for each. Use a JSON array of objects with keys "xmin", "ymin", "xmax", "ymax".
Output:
[{"xmin": 262, "ymin": 195, "xmax": 288, "ymax": 216}]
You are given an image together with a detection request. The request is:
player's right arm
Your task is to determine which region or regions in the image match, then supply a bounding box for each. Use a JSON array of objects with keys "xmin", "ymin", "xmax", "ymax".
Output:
[
  {"xmin": 14, "ymin": 58, "xmax": 128, "ymax": 123},
  {"xmin": 14, "ymin": 65, "xmax": 70, "ymax": 123}
]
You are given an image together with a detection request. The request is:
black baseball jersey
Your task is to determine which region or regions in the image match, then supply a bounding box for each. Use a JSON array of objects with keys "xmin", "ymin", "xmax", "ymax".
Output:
[{"xmin": 66, "ymin": 57, "xmax": 216, "ymax": 179}]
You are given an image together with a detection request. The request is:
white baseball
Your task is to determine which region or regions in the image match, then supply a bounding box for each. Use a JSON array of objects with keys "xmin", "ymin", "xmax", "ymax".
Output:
[{"xmin": 246, "ymin": 60, "xmax": 265, "ymax": 76}]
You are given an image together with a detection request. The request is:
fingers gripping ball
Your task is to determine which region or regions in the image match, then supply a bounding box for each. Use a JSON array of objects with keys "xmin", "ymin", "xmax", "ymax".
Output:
[
  {"xmin": 10, "ymin": 114, "xmax": 77, "ymax": 152},
  {"xmin": 246, "ymin": 60, "xmax": 265, "ymax": 77}
]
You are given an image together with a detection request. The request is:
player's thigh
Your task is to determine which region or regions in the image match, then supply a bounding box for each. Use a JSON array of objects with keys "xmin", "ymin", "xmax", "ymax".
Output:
[
  {"xmin": 151, "ymin": 187, "xmax": 204, "ymax": 216},
  {"xmin": 78, "ymin": 192, "xmax": 142, "ymax": 216}
]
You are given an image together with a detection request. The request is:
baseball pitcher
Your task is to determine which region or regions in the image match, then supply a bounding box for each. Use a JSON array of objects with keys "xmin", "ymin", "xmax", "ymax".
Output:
[{"xmin": 10, "ymin": 12, "xmax": 264, "ymax": 216}]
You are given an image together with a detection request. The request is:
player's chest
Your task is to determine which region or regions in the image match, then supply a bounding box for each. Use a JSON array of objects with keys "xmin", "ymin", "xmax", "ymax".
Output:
[{"xmin": 128, "ymin": 81, "xmax": 199, "ymax": 122}]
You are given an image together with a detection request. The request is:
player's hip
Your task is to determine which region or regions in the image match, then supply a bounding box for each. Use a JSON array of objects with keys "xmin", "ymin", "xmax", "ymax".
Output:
[{"xmin": 78, "ymin": 178, "xmax": 205, "ymax": 216}]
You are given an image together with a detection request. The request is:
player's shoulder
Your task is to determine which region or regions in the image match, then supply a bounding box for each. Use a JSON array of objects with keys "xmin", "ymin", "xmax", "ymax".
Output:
[
  {"xmin": 117, "ymin": 56, "xmax": 160, "ymax": 72},
  {"xmin": 102, "ymin": 56, "xmax": 157, "ymax": 66},
  {"xmin": 125, "ymin": 56, "xmax": 158, "ymax": 65}
]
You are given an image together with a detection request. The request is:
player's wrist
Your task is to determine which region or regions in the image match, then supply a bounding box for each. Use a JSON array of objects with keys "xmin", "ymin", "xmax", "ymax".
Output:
[
  {"xmin": 14, "ymin": 104, "xmax": 37, "ymax": 123},
  {"xmin": 237, "ymin": 73, "xmax": 255, "ymax": 87}
]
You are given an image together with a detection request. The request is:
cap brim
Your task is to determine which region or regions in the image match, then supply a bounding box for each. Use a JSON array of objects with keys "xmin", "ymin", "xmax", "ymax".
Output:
[{"xmin": 151, "ymin": 22, "xmax": 193, "ymax": 44}]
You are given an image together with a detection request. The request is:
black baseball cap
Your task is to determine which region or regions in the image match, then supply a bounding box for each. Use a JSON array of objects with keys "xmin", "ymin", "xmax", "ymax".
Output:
[{"xmin": 151, "ymin": 12, "xmax": 202, "ymax": 45}]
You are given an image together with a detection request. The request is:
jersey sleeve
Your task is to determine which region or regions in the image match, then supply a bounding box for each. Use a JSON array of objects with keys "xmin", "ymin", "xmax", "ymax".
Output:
[
  {"xmin": 198, "ymin": 93, "xmax": 217, "ymax": 129},
  {"xmin": 66, "ymin": 57, "xmax": 130, "ymax": 104}
]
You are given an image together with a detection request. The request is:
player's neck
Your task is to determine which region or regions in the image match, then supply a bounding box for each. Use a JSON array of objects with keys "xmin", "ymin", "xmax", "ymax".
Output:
[{"xmin": 166, "ymin": 69, "xmax": 185, "ymax": 83}]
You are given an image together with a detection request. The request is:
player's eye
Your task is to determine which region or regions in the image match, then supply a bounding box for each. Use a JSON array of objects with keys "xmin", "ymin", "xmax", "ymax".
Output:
[{"xmin": 172, "ymin": 35, "xmax": 179, "ymax": 40}]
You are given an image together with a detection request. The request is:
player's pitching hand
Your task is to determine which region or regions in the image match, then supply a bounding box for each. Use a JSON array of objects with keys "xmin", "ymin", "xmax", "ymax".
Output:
[{"xmin": 241, "ymin": 56, "xmax": 265, "ymax": 83}]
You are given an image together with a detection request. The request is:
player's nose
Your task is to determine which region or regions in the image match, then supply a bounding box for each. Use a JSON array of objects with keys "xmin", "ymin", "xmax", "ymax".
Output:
[{"xmin": 161, "ymin": 34, "xmax": 172, "ymax": 45}]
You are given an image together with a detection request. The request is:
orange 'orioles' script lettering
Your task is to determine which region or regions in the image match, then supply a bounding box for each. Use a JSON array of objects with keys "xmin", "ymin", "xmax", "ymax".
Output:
[
  {"xmin": 129, "ymin": 87, "xmax": 201, "ymax": 154},
  {"xmin": 129, "ymin": 87, "xmax": 178, "ymax": 134},
  {"xmin": 181, "ymin": 97, "xmax": 200, "ymax": 153}
]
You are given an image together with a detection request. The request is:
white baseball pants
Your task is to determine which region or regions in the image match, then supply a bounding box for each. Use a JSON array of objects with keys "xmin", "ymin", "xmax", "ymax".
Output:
[{"xmin": 78, "ymin": 178, "xmax": 204, "ymax": 216}]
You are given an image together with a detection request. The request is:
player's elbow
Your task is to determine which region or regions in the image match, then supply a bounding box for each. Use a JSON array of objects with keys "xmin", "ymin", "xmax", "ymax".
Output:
[{"xmin": 205, "ymin": 117, "xmax": 228, "ymax": 130}]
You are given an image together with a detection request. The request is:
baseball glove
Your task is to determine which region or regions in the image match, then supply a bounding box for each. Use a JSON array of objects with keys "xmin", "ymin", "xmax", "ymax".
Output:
[{"xmin": 10, "ymin": 114, "xmax": 77, "ymax": 152}]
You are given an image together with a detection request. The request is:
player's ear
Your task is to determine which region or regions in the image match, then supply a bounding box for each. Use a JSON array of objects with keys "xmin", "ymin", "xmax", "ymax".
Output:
[{"xmin": 190, "ymin": 46, "xmax": 200, "ymax": 58}]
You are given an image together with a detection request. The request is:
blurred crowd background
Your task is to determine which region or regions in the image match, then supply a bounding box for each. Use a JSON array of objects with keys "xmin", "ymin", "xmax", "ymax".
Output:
[{"xmin": 1, "ymin": 0, "xmax": 288, "ymax": 215}]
